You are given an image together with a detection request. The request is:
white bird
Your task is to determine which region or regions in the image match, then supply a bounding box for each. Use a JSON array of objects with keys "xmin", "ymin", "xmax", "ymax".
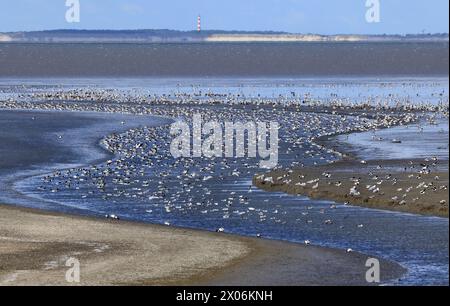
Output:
[{"xmin": 105, "ymin": 214, "xmax": 120, "ymax": 220}]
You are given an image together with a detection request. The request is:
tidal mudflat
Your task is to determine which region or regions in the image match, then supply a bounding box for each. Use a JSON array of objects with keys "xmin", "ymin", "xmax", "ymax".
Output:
[{"xmin": 0, "ymin": 78, "xmax": 448, "ymax": 285}]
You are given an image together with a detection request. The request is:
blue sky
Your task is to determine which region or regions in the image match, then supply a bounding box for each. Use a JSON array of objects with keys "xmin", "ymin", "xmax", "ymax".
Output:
[{"xmin": 0, "ymin": 0, "xmax": 448, "ymax": 34}]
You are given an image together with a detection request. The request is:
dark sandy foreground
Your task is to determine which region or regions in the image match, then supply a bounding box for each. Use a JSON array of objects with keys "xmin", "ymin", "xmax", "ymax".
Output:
[
  {"xmin": 254, "ymin": 159, "xmax": 449, "ymax": 218},
  {"xmin": 0, "ymin": 204, "xmax": 404, "ymax": 286}
]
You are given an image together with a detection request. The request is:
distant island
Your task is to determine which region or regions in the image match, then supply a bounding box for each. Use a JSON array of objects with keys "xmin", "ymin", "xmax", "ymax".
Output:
[{"xmin": 0, "ymin": 29, "xmax": 448, "ymax": 43}]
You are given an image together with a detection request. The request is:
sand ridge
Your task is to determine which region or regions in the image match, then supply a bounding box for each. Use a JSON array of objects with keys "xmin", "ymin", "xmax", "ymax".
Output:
[{"xmin": 254, "ymin": 158, "xmax": 449, "ymax": 218}]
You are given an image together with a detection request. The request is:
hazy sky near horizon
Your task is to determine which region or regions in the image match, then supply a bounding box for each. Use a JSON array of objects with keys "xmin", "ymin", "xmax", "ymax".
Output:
[{"xmin": 0, "ymin": 0, "xmax": 448, "ymax": 34}]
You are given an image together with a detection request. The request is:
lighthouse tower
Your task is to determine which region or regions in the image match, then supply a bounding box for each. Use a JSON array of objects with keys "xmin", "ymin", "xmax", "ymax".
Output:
[{"xmin": 197, "ymin": 15, "xmax": 201, "ymax": 32}]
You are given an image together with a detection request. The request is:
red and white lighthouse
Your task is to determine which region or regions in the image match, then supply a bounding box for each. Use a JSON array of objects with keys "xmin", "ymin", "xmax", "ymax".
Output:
[{"xmin": 197, "ymin": 15, "xmax": 201, "ymax": 32}]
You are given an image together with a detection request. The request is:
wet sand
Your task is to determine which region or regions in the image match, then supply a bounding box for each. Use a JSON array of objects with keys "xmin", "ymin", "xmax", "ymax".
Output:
[
  {"xmin": 254, "ymin": 159, "xmax": 449, "ymax": 217},
  {"xmin": 254, "ymin": 118, "xmax": 449, "ymax": 218},
  {"xmin": 0, "ymin": 204, "xmax": 405, "ymax": 286}
]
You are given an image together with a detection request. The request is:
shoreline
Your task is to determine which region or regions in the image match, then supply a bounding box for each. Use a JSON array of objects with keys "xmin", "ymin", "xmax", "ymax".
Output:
[
  {"xmin": 0, "ymin": 109, "xmax": 172, "ymax": 212},
  {"xmin": 0, "ymin": 203, "xmax": 406, "ymax": 286},
  {"xmin": 254, "ymin": 159, "xmax": 449, "ymax": 218}
]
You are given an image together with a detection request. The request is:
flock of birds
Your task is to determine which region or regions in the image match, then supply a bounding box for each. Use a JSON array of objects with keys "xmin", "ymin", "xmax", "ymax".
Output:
[
  {"xmin": 0, "ymin": 84, "xmax": 448, "ymax": 247},
  {"xmin": 259, "ymin": 155, "xmax": 448, "ymax": 209}
]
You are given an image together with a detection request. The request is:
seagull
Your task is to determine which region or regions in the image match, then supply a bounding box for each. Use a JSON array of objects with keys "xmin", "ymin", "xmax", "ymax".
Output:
[{"xmin": 105, "ymin": 214, "xmax": 120, "ymax": 220}]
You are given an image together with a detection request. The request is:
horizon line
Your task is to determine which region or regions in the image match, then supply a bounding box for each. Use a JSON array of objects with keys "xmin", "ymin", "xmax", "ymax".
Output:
[{"xmin": 2, "ymin": 29, "xmax": 449, "ymax": 36}]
